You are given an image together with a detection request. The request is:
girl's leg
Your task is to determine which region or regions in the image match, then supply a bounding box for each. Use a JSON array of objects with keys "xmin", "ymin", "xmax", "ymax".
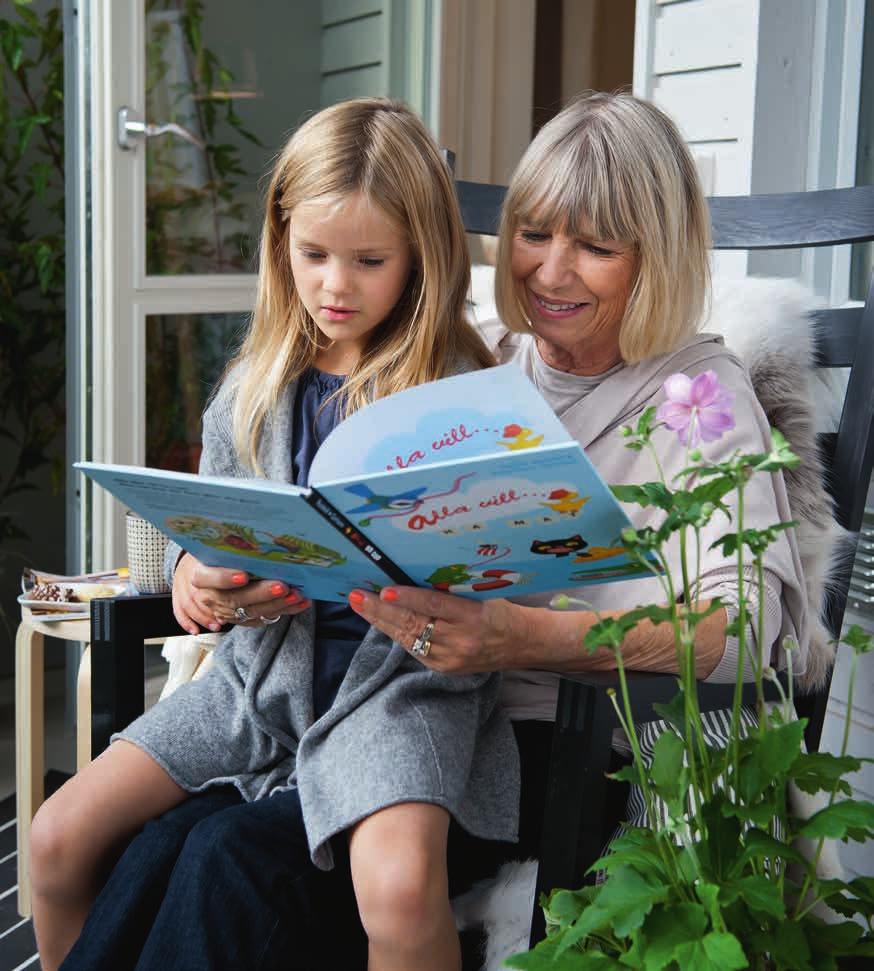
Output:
[
  {"xmin": 349, "ymin": 802, "xmax": 461, "ymax": 971},
  {"xmin": 29, "ymin": 739, "xmax": 189, "ymax": 971}
]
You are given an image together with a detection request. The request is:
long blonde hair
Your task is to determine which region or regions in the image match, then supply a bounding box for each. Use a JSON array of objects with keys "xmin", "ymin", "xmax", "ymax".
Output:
[
  {"xmin": 495, "ymin": 90, "xmax": 711, "ymax": 364},
  {"xmin": 227, "ymin": 97, "xmax": 494, "ymax": 470}
]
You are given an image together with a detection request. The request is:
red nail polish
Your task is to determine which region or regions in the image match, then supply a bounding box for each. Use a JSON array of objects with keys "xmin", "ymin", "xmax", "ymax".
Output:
[
  {"xmin": 349, "ymin": 590, "xmax": 365, "ymax": 606},
  {"xmin": 232, "ymin": 573, "xmax": 247, "ymax": 585},
  {"xmin": 382, "ymin": 588, "xmax": 399, "ymax": 602},
  {"xmin": 285, "ymin": 591, "xmax": 300, "ymax": 604},
  {"xmin": 271, "ymin": 583, "xmax": 285, "ymax": 596}
]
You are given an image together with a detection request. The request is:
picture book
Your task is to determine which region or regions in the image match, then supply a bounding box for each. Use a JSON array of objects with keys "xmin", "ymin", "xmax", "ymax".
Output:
[{"xmin": 76, "ymin": 365, "xmax": 655, "ymax": 604}]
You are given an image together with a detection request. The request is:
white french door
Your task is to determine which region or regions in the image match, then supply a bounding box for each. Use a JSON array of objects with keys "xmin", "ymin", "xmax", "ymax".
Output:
[{"xmin": 74, "ymin": 0, "xmax": 436, "ymax": 571}]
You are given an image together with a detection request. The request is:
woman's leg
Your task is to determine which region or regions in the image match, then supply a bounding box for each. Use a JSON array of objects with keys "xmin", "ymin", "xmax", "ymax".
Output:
[
  {"xmin": 135, "ymin": 787, "xmax": 368, "ymax": 971},
  {"xmin": 60, "ymin": 786, "xmax": 243, "ymax": 971},
  {"xmin": 349, "ymin": 802, "xmax": 461, "ymax": 971},
  {"xmin": 30, "ymin": 740, "xmax": 189, "ymax": 971}
]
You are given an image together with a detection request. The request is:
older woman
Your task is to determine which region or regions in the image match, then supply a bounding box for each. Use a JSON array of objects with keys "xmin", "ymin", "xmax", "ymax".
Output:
[
  {"xmin": 355, "ymin": 90, "xmax": 808, "ymax": 701},
  {"xmin": 60, "ymin": 92, "xmax": 811, "ymax": 971}
]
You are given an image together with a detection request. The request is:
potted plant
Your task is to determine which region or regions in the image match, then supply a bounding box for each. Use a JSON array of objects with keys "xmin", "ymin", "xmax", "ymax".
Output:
[{"xmin": 506, "ymin": 371, "xmax": 874, "ymax": 970}]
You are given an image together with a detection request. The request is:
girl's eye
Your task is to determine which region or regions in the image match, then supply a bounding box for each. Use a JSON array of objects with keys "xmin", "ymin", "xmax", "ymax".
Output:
[
  {"xmin": 359, "ymin": 257, "xmax": 385, "ymax": 267},
  {"xmin": 519, "ymin": 229, "xmax": 548, "ymax": 243},
  {"xmin": 300, "ymin": 249, "xmax": 325, "ymax": 261}
]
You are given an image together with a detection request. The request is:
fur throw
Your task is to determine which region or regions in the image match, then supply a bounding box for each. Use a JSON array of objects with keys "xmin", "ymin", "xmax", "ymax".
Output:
[{"xmin": 706, "ymin": 276, "xmax": 849, "ymax": 689}]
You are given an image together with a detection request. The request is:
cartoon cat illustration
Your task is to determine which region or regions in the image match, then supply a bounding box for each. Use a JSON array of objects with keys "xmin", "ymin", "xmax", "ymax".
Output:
[{"xmin": 529, "ymin": 534, "xmax": 588, "ymax": 558}]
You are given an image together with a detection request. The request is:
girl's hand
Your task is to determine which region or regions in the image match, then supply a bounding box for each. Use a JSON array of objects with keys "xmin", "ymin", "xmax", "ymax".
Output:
[
  {"xmin": 347, "ymin": 586, "xmax": 533, "ymax": 674},
  {"xmin": 172, "ymin": 553, "xmax": 311, "ymax": 635}
]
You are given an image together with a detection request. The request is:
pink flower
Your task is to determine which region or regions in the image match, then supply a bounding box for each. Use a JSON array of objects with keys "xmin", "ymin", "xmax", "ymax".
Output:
[{"xmin": 655, "ymin": 371, "xmax": 735, "ymax": 446}]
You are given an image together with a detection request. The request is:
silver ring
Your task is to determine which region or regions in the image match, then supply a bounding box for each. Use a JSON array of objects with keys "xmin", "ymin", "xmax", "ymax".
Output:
[
  {"xmin": 260, "ymin": 614, "xmax": 281, "ymax": 625},
  {"xmin": 234, "ymin": 606, "xmax": 253, "ymax": 622},
  {"xmin": 411, "ymin": 621, "xmax": 435, "ymax": 658}
]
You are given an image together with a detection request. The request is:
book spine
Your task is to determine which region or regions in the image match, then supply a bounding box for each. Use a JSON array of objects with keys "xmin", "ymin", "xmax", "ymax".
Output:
[{"xmin": 306, "ymin": 489, "xmax": 416, "ymax": 588}]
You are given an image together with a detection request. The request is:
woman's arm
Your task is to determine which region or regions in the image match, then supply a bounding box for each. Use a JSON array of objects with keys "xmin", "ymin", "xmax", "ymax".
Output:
[{"xmin": 348, "ymin": 586, "xmax": 727, "ymax": 679}]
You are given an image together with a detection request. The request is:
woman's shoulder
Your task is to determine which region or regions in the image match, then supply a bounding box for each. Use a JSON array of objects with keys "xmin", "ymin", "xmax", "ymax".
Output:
[{"xmin": 471, "ymin": 315, "xmax": 531, "ymax": 365}]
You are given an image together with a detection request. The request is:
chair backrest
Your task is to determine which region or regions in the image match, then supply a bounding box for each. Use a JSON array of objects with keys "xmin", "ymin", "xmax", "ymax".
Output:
[{"xmin": 453, "ymin": 176, "xmax": 874, "ymax": 645}]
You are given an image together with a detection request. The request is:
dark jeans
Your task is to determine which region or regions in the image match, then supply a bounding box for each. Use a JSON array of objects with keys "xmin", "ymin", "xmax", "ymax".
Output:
[{"xmin": 60, "ymin": 721, "xmax": 552, "ymax": 971}]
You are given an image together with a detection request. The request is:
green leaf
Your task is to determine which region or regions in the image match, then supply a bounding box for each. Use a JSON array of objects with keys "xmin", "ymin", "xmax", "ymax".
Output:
[
  {"xmin": 789, "ymin": 750, "xmax": 860, "ymax": 797},
  {"xmin": 649, "ymin": 731, "xmax": 685, "ymax": 806},
  {"xmin": 840, "ymin": 623, "xmax": 874, "ymax": 655},
  {"xmin": 561, "ymin": 868, "xmax": 666, "ymax": 949},
  {"xmin": 611, "ymin": 481, "xmax": 674, "ymax": 510},
  {"xmin": 736, "ymin": 719, "xmax": 806, "ymax": 802},
  {"xmin": 637, "ymin": 903, "xmax": 709, "ymax": 968},
  {"xmin": 798, "ymin": 799, "xmax": 874, "ymax": 843},
  {"xmin": 673, "ymin": 931, "xmax": 747, "ymax": 971}
]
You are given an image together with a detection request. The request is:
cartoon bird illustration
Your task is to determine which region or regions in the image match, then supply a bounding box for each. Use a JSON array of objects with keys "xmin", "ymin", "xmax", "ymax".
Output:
[
  {"xmin": 540, "ymin": 488, "xmax": 589, "ymax": 517},
  {"xmin": 342, "ymin": 482, "xmax": 430, "ymax": 515},
  {"xmin": 341, "ymin": 474, "xmax": 476, "ymax": 525},
  {"xmin": 497, "ymin": 422, "xmax": 544, "ymax": 450}
]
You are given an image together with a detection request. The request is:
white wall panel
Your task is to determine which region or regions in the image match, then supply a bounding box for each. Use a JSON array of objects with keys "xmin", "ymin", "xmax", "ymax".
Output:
[
  {"xmin": 653, "ymin": 0, "xmax": 752, "ymax": 75},
  {"xmin": 652, "ymin": 68, "xmax": 749, "ymax": 144}
]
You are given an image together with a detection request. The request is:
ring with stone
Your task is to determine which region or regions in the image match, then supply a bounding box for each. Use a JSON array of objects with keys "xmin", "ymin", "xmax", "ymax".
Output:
[
  {"xmin": 234, "ymin": 606, "xmax": 253, "ymax": 623},
  {"xmin": 411, "ymin": 620, "xmax": 435, "ymax": 658}
]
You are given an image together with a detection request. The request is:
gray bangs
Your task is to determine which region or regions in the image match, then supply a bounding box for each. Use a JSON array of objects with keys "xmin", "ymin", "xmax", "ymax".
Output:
[{"xmin": 511, "ymin": 132, "xmax": 641, "ymax": 245}]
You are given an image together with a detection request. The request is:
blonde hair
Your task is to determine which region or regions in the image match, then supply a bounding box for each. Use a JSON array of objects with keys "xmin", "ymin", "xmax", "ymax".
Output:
[
  {"xmin": 495, "ymin": 90, "xmax": 711, "ymax": 364},
  {"xmin": 227, "ymin": 97, "xmax": 494, "ymax": 470}
]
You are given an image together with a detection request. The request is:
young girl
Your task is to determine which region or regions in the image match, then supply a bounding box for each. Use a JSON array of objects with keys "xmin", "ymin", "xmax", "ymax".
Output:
[{"xmin": 31, "ymin": 98, "xmax": 520, "ymax": 971}]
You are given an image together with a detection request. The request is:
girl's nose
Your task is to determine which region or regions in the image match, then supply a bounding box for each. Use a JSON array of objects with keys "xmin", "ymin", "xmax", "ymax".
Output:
[{"xmin": 324, "ymin": 258, "xmax": 351, "ymax": 294}]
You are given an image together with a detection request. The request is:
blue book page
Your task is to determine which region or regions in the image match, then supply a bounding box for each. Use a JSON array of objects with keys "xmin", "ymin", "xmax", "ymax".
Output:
[
  {"xmin": 315, "ymin": 442, "xmax": 654, "ymax": 600},
  {"xmin": 76, "ymin": 463, "xmax": 398, "ymax": 603},
  {"xmin": 309, "ymin": 364, "xmax": 575, "ymax": 482}
]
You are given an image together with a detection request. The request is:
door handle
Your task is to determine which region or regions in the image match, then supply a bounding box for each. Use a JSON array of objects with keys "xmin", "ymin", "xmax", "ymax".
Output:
[{"xmin": 117, "ymin": 106, "xmax": 206, "ymax": 152}]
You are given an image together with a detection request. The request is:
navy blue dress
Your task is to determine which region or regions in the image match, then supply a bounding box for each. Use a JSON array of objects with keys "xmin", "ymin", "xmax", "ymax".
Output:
[{"xmin": 291, "ymin": 367, "xmax": 369, "ymax": 718}]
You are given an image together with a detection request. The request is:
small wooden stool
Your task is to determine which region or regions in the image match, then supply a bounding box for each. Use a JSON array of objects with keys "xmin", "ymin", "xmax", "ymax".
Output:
[{"xmin": 15, "ymin": 607, "xmax": 91, "ymax": 918}]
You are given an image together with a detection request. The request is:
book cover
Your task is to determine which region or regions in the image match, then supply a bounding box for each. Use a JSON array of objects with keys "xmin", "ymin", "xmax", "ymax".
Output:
[{"xmin": 77, "ymin": 365, "xmax": 654, "ymax": 603}]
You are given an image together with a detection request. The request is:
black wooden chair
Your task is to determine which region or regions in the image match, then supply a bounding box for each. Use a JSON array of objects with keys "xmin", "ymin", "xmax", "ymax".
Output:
[{"xmin": 89, "ymin": 181, "xmax": 874, "ymax": 957}]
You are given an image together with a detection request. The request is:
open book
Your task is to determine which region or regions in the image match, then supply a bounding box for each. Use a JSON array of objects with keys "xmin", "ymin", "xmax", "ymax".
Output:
[{"xmin": 77, "ymin": 365, "xmax": 654, "ymax": 603}]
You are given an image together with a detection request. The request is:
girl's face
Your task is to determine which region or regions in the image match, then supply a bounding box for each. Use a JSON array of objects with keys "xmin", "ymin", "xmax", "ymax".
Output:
[
  {"xmin": 510, "ymin": 214, "xmax": 638, "ymax": 374},
  {"xmin": 289, "ymin": 192, "xmax": 414, "ymax": 373}
]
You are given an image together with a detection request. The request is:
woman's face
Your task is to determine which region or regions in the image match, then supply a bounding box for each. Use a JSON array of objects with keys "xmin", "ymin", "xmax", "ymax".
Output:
[{"xmin": 510, "ymin": 215, "xmax": 639, "ymax": 374}]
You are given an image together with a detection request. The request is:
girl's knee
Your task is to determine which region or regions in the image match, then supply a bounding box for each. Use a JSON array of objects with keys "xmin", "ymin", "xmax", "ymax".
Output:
[
  {"xmin": 29, "ymin": 791, "xmax": 85, "ymax": 896},
  {"xmin": 353, "ymin": 840, "xmax": 445, "ymax": 942}
]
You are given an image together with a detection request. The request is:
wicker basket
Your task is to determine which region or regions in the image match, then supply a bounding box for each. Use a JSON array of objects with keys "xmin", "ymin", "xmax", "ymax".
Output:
[{"xmin": 125, "ymin": 511, "xmax": 171, "ymax": 594}]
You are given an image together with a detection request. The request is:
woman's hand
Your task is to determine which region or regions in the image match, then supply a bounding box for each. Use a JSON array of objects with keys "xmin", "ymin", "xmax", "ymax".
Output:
[
  {"xmin": 172, "ymin": 553, "xmax": 311, "ymax": 635},
  {"xmin": 347, "ymin": 586, "xmax": 536, "ymax": 674}
]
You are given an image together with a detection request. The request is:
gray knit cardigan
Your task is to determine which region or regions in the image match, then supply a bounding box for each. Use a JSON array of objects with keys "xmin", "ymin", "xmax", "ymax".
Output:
[{"xmin": 116, "ymin": 373, "xmax": 520, "ymax": 869}]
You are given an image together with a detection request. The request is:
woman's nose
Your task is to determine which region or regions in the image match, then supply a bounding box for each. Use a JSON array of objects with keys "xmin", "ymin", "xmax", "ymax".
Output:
[{"xmin": 536, "ymin": 242, "xmax": 573, "ymax": 289}]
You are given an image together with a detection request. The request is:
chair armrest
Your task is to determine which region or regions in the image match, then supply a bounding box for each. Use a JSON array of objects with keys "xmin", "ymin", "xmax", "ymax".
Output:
[{"xmin": 89, "ymin": 594, "xmax": 182, "ymax": 756}]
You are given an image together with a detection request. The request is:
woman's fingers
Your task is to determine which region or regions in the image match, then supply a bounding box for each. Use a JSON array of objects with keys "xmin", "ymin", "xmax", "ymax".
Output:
[{"xmin": 348, "ymin": 586, "xmax": 510, "ymax": 673}]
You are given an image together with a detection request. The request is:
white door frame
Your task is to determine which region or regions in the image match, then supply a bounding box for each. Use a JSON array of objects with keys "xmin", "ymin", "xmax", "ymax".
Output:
[{"xmin": 79, "ymin": 0, "xmax": 256, "ymax": 571}]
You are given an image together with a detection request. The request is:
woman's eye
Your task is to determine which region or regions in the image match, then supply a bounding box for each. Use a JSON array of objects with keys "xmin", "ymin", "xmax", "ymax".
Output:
[
  {"xmin": 519, "ymin": 230, "xmax": 548, "ymax": 243},
  {"xmin": 587, "ymin": 244, "xmax": 613, "ymax": 257},
  {"xmin": 300, "ymin": 249, "xmax": 325, "ymax": 261},
  {"xmin": 359, "ymin": 257, "xmax": 385, "ymax": 267}
]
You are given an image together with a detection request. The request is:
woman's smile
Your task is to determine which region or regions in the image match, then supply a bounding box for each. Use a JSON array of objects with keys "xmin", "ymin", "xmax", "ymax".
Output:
[{"xmin": 529, "ymin": 290, "xmax": 590, "ymax": 319}]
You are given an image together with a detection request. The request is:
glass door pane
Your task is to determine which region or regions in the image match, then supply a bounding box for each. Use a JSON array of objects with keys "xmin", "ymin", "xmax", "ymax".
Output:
[{"xmin": 146, "ymin": 312, "xmax": 248, "ymax": 470}]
